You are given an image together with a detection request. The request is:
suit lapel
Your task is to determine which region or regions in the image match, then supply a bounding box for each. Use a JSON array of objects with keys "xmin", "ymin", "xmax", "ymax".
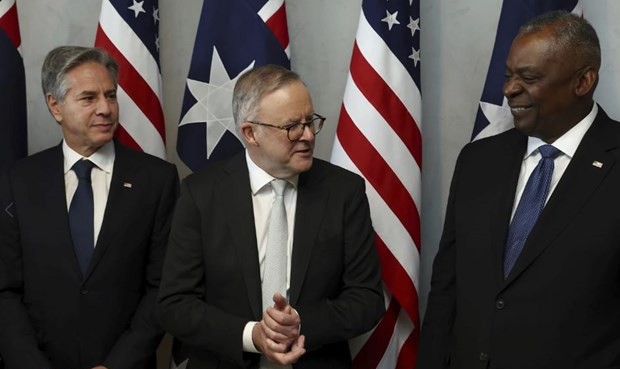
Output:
[
  {"xmin": 489, "ymin": 132, "xmax": 528, "ymax": 288},
  {"xmin": 504, "ymin": 109, "xmax": 618, "ymax": 286},
  {"xmin": 226, "ymin": 154, "xmax": 263, "ymax": 318},
  {"xmin": 41, "ymin": 145, "xmax": 84, "ymax": 278},
  {"xmin": 289, "ymin": 163, "xmax": 327, "ymax": 306},
  {"xmin": 84, "ymin": 143, "xmax": 139, "ymax": 280}
]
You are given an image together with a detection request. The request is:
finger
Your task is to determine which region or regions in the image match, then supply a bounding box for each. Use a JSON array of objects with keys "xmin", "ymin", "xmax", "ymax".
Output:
[
  {"xmin": 260, "ymin": 320, "xmax": 295, "ymax": 345},
  {"xmin": 265, "ymin": 307, "xmax": 300, "ymax": 327},
  {"xmin": 272, "ymin": 292, "xmax": 288, "ymax": 310},
  {"xmin": 272, "ymin": 336, "xmax": 306, "ymax": 365}
]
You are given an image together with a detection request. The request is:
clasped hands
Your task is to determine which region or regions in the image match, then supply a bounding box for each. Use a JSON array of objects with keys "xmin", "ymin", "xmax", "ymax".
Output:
[{"xmin": 252, "ymin": 293, "xmax": 306, "ymax": 365}]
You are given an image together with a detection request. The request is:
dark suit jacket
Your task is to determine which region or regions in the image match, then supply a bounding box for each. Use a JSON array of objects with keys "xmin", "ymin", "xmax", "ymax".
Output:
[
  {"xmin": 158, "ymin": 153, "xmax": 384, "ymax": 369},
  {"xmin": 0, "ymin": 142, "xmax": 179, "ymax": 369},
  {"xmin": 417, "ymin": 107, "xmax": 620, "ymax": 369}
]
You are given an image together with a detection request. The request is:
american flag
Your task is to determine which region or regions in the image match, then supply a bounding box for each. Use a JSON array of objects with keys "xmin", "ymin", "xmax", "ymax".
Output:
[
  {"xmin": 330, "ymin": 0, "xmax": 421, "ymax": 368},
  {"xmin": 176, "ymin": 0, "xmax": 290, "ymax": 172},
  {"xmin": 95, "ymin": 0, "xmax": 166, "ymax": 158},
  {"xmin": 0, "ymin": 0, "xmax": 27, "ymax": 173},
  {"xmin": 472, "ymin": 0, "xmax": 583, "ymax": 141}
]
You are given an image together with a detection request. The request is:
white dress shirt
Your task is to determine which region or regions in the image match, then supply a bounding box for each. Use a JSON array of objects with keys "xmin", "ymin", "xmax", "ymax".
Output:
[
  {"xmin": 242, "ymin": 150, "xmax": 298, "ymax": 362},
  {"xmin": 511, "ymin": 104, "xmax": 598, "ymax": 219},
  {"xmin": 63, "ymin": 140, "xmax": 115, "ymax": 246}
]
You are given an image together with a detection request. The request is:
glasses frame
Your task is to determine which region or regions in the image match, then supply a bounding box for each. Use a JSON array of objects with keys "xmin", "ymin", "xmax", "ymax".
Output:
[{"xmin": 247, "ymin": 113, "xmax": 326, "ymax": 141}]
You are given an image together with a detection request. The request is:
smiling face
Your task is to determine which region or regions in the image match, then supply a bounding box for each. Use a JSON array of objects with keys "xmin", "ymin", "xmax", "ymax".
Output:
[
  {"xmin": 47, "ymin": 62, "xmax": 119, "ymax": 157},
  {"xmin": 503, "ymin": 28, "xmax": 594, "ymax": 143},
  {"xmin": 241, "ymin": 81, "xmax": 315, "ymax": 179}
]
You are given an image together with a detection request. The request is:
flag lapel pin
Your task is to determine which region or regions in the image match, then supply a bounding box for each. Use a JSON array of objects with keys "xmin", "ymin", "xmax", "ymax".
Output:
[
  {"xmin": 123, "ymin": 182, "xmax": 133, "ymax": 188},
  {"xmin": 592, "ymin": 161, "xmax": 603, "ymax": 169}
]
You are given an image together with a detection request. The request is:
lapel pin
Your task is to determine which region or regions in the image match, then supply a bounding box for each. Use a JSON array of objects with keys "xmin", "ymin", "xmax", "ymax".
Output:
[
  {"xmin": 123, "ymin": 182, "xmax": 133, "ymax": 188},
  {"xmin": 592, "ymin": 161, "xmax": 603, "ymax": 169}
]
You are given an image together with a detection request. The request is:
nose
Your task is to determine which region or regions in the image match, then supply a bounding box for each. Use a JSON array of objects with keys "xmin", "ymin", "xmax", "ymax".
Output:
[
  {"xmin": 298, "ymin": 123, "xmax": 315, "ymax": 142},
  {"xmin": 96, "ymin": 96, "xmax": 113, "ymax": 116},
  {"xmin": 503, "ymin": 76, "xmax": 522, "ymax": 98}
]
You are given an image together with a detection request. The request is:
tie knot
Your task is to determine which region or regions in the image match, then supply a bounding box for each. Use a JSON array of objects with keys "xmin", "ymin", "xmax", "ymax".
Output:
[
  {"xmin": 538, "ymin": 145, "xmax": 561, "ymax": 159},
  {"xmin": 72, "ymin": 160, "xmax": 95, "ymax": 180},
  {"xmin": 271, "ymin": 179, "xmax": 288, "ymax": 197}
]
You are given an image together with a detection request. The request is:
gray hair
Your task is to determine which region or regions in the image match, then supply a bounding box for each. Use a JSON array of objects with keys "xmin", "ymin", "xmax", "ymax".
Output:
[
  {"xmin": 41, "ymin": 46, "xmax": 119, "ymax": 102},
  {"xmin": 518, "ymin": 10, "xmax": 601, "ymax": 69},
  {"xmin": 232, "ymin": 64, "xmax": 303, "ymax": 130}
]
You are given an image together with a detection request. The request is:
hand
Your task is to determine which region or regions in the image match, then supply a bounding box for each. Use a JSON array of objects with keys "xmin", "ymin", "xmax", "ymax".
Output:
[
  {"xmin": 252, "ymin": 321, "xmax": 306, "ymax": 365},
  {"xmin": 262, "ymin": 293, "xmax": 301, "ymax": 348}
]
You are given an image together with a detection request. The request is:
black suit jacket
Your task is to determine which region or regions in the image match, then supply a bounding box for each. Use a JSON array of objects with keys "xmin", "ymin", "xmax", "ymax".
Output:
[
  {"xmin": 158, "ymin": 153, "xmax": 384, "ymax": 369},
  {"xmin": 417, "ymin": 107, "xmax": 620, "ymax": 369},
  {"xmin": 0, "ymin": 142, "xmax": 179, "ymax": 369}
]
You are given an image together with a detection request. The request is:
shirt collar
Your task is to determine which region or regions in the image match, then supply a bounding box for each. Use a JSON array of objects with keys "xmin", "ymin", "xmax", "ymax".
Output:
[
  {"xmin": 245, "ymin": 150, "xmax": 298, "ymax": 195},
  {"xmin": 63, "ymin": 140, "xmax": 115, "ymax": 174},
  {"xmin": 525, "ymin": 103, "xmax": 597, "ymax": 159}
]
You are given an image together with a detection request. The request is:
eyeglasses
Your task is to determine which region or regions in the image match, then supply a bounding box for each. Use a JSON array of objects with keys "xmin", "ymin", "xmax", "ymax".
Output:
[{"xmin": 247, "ymin": 113, "xmax": 326, "ymax": 141}]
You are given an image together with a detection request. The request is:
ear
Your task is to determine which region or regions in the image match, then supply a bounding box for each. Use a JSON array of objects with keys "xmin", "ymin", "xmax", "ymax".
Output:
[
  {"xmin": 46, "ymin": 93, "xmax": 64, "ymax": 124},
  {"xmin": 574, "ymin": 66, "xmax": 598, "ymax": 97},
  {"xmin": 240, "ymin": 122, "xmax": 259, "ymax": 146}
]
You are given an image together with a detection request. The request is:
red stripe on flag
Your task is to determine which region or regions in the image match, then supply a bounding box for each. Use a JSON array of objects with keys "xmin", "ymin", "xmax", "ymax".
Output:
[
  {"xmin": 337, "ymin": 106, "xmax": 421, "ymax": 247},
  {"xmin": 376, "ymin": 236, "xmax": 419, "ymax": 325},
  {"xmin": 349, "ymin": 42, "xmax": 422, "ymax": 168},
  {"xmin": 95, "ymin": 26, "xmax": 166, "ymax": 142},
  {"xmin": 264, "ymin": 4, "xmax": 289, "ymax": 50},
  {"xmin": 114, "ymin": 124, "xmax": 143, "ymax": 153},
  {"xmin": 352, "ymin": 298, "xmax": 401, "ymax": 369},
  {"xmin": 0, "ymin": 4, "xmax": 21, "ymax": 49},
  {"xmin": 395, "ymin": 330, "xmax": 419, "ymax": 369}
]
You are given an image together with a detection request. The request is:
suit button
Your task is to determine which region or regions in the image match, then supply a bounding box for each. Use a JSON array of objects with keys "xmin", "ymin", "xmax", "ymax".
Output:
[
  {"xmin": 80, "ymin": 289, "xmax": 89, "ymax": 295},
  {"xmin": 479, "ymin": 352, "xmax": 488, "ymax": 361},
  {"xmin": 495, "ymin": 299, "xmax": 505, "ymax": 310}
]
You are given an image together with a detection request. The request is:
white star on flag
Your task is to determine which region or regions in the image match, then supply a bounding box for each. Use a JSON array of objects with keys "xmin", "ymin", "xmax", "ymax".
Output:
[
  {"xmin": 407, "ymin": 17, "xmax": 420, "ymax": 36},
  {"xmin": 179, "ymin": 47, "xmax": 254, "ymax": 159},
  {"xmin": 128, "ymin": 0, "xmax": 145, "ymax": 18},
  {"xmin": 153, "ymin": 7, "xmax": 160, "ymax": 24},
  {"xmin": 409, "ymin": 47, "xmax": 420, "ymax": 67},
  {"xmin": 476, "ymin": 97, "xmax": 515, "ymax": 140},
  {"xmin": 382, "ymin": 10, "xmax": 400, "ymax": 30}
]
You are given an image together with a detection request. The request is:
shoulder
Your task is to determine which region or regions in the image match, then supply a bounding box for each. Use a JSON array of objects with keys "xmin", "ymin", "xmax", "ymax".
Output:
[
  {"xmin": 302, "ymin": 157, "xmax": 365, "ymax": 188},
  {"xmin": 115, "ymin": 143, "xmax": 177, "ymax": 174},
  {"xmin": 9, "ymin": 145, "xmax": 61, "ymax": 178}
]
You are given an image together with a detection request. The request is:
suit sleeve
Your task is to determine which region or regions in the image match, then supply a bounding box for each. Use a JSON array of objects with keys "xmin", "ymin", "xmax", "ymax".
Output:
[
  {"xmin": 158, "ymin": 179, "xmax": 252, "ymax": 367},
  {"xmin": 416, "ymin": 147, "xmax": 467, "ymax": 369},
  {"xmin": 294, "ymin": 176, "xmax": 385, "ymax": 349},
  {"xmin": 103, "ymin": 163, "xmax": 179, "ymax": 369},
  {"xmin": 0, "ymin": 172, "xmax": 53, "ymax": 369}
]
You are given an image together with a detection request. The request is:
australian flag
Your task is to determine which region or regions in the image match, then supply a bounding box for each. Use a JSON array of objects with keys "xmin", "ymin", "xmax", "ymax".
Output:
[
  {"xmin": 0, "ymin": 0, "xmax": 27, "ymax": 174},
  {"xmin": 471, "ymin": 0, "xmax": 582, "ymax": 141},
  {"xmin": 176, "ymin": 0, "xmax": 290, "ymax": 172}
]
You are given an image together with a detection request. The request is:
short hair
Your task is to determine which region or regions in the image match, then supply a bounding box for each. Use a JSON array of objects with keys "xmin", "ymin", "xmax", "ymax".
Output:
[
  {"xmin": 518, "ymin": 10, "xmax": 601, "ymax": 69},
  {"xmin": 232, "ymin": 64, "xmax": 303, "ymax": 129},
  {"xmin": 41, "ymin": 46, "xmax": 119, "ymax": 102}
]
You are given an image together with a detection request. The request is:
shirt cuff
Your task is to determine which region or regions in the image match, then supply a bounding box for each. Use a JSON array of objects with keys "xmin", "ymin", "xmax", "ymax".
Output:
[{"xmin": 242, "ymin": 321, "xmax": 260, "ymax": 353}]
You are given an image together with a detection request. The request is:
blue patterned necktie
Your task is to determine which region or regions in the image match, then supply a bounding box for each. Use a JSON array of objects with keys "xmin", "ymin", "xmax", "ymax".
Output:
[
  {"xmin": 504, "ymin": 144, "xmax": 561, "ymax": 278},
  {"xmin": 69, "ymin": 159, "xmax": 95, "ymax": 276}
]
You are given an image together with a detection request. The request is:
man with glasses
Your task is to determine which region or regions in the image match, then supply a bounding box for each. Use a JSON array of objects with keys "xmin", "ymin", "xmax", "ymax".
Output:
[{"xmin": 159, "ymin": 64, "xmax": 384, "ymax": 369}]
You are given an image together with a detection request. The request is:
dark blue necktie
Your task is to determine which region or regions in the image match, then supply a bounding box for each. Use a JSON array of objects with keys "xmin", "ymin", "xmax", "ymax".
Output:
[
  {"xmin": 69, "ymin": 159, "xmax": 95, "ymax": 276},
  {"xmin": 504, "ymin": 144, "xmax": 561, "ymax": 278}
]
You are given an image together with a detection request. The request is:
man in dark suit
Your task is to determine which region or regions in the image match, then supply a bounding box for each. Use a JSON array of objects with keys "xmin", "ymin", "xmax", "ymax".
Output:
[
  {"xmin": 158, "ymin": 64, "xmax": 384, "ymax": 369},
  {"xmin": 417, "ymin": 11, "xmax": 620, "ymax": 369},
  {"xmin": 0, "ymin": 46, "xmax": 179, "ymax": 369}
]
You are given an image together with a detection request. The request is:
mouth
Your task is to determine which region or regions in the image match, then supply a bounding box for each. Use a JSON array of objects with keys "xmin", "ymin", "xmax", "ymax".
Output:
[{"xmin": 508, "ymin": 104, "xmax": 532, "ymax": 116}]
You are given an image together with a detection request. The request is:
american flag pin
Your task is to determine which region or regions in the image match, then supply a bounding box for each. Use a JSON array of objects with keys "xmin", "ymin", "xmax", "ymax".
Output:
[
  {"xmin": 592, "ymin": 161, "xmax": 603, "ymax": 168},
  {"xmin": 123, "ymin": 182, "xmax": 133, "ymax": 188}
]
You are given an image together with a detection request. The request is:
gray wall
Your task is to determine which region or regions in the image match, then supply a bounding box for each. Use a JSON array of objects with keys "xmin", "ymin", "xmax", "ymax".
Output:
[{"xmin": 18, "ymin": 0, "xmax": 620, "ymax": 320}]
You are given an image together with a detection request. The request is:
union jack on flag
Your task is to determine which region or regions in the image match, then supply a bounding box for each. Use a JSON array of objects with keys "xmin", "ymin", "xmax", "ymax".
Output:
[
  {"xmin": 0, "ymin": 0, "xmax": 27, "ymax": 173},
  {"xmin": 95, "ymin": 0, "xmax": 166, "ymax": 158},
  {"xmin": 331, "ymin": 0, "xmax": 421, "ymax": 368},
  {"xmin": 472, "ymin": 0, "xmax": 583, "ymax": 141},
  {"xmin": 176, "ymin": 0, "xmax": 290, "ymax": 172}
]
